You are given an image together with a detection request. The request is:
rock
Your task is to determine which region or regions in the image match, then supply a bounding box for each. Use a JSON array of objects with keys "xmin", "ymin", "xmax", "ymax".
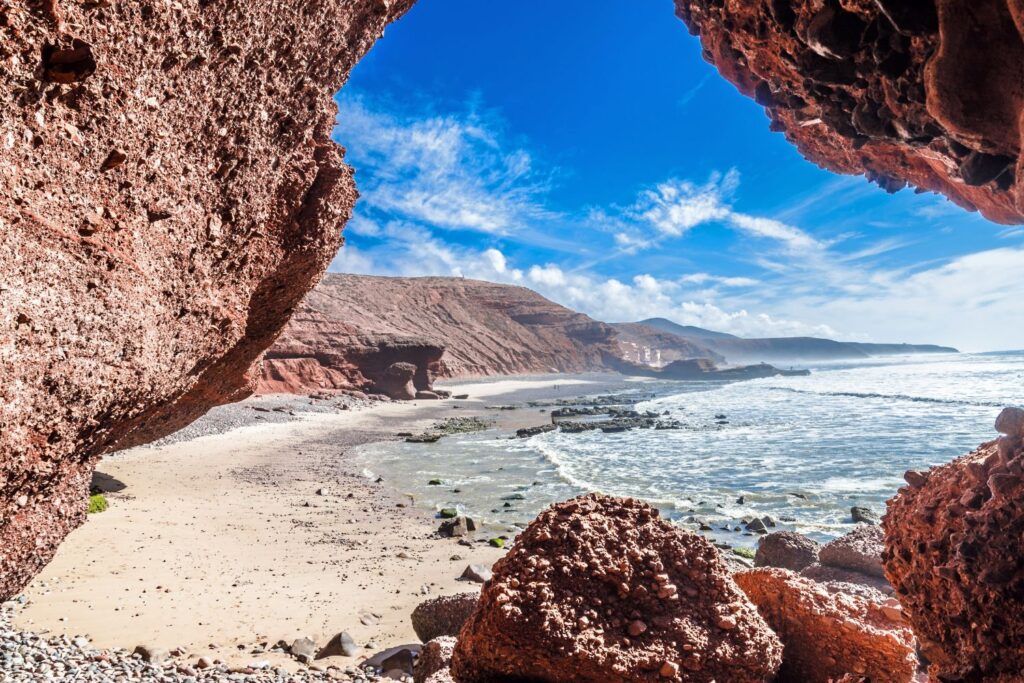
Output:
[
  {"xmin": 800, "ymin": 564, "xmax": 893, "ymax": 596},
  {"xmin": 745, "ymin": 517, "xmax": 768, "ymax": 534},
  {"xmin": 459, "ymin": 564, "xmax": 492, "ymax": 584},
  {"xmin": 515, "ymin": 424, "xmax": 557, "ymax": 438},
  {"xmin": 675, "ymin": 1, "xmax": 1024, "ymax": 225},
  {"xmin": 884, "ymin": 436, "xmax": 1024, "ymax": 680},
  {"xmin": 290, "ymin": 636, "xmax": 317, "ymax": 664},
  {"xmin": 375, "ymin": 362, "xmax": 419, "ymax": 401},
  {"xmin": 411, "ymin": 594, "xmax": 479, "ymax": 642},
  {"xmin": 453, "ymin": 394, "xmax": 470, "ymax": 400},
  {"xmin": 850, "ymin": 506, "xmax": 878, "ymax": 524},
  {"xmin": 995, "ymin": 406, "xmax": 1024, "ymax": 437},
  {"xmin": 317, "ymin": 631, "xmax": 360, "ymax": 659},
  {"xmin": 439, "ymin": 508, "xmax": 459, "ymax": 520},
  {"xmin": 438, "ymin": 516, "xmax": 476, "ymax": 538},
  {"xmin": 450, "ymin": 494, "xmax": 782, "ymax": 683},
  {"xmin": 819, "ymin": 525, "xmax": 885, "ymax": 578},
  {"xmin": 414, "ymin": 637, "xmax": 456, "ymax": 683},
  {"xmin": 488, "ymin": 537, "xmax": 505, "ymax": 548},
  {"xmin": 416, "ymin": 391, "xmax": 440, "ymax": 400},
  {"xmin": 133, "ymin": 645, "xmax": 169, "ymax": 665},
  {"xmin": 365, "ymin": 645, "xmax": 420, "ymax": 672},
  {"xmin": 0, "ymin": 0, "xmax": 414, "ymax": 603},
  {"xmin": 196, "ymin": 656, "xmax": 214, "ymax": 669},
  {"xmin": 755, "ymin": 532, "xmax": 821, "ymax": 571},
  {"xmin": 735, "ymin": 568, "xmax": 917, "ymax": 683}
]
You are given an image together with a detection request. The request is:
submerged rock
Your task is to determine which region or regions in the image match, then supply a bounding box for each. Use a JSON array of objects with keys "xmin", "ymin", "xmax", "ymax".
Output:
[
  {"xmin": 735, "ymin": 568, "xmax": 917, "ymax": 683},
  {"xmin": 451, "ymin": 493, "xmax": 782, "ymax": 683},
  {"xmin": 755, "ymin": 531, "xmax": 821, "ymax": 571},
  {"xmin": 884, "ymin": 416, "xmax": 1024, "ymax": 681}
]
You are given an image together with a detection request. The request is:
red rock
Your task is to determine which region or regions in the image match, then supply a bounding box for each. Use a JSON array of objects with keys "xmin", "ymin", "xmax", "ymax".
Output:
[
  {"xmin": 884, "ymin": 430, "xmax": 1024, "ymax": 680},
  {"xmin": 258, "ymin": 274, "xmax": 620, "ymax": 395},
  {"xmin": 734, "ymin": 568, "xmax": 917, "ymax": 683},
  {"xmin": 819, "ymin": 525, "xmax": 885, "ymax": 578},
  {"xmin": 0, "ymin": 0, "xmax": 412, "ymax": 601},
  {"xmin": 415, "ymin": 637, "xmax": 456, "ymax": 683},
  {"xmin": 675, "ymin": 1, "xmax": 1024, "ymax": 225},
  {"xmin": 450, "ymin": 494, "xmax": 782, "ymax": 683},
  {"xmin": 755, "ymin": 531, "xmax": 821, "ymax": 571}
]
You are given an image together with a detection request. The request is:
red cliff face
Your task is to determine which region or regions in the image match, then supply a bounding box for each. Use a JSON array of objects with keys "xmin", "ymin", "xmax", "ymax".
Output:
[
  {"xmin": 676, "ymin": 0, "xmax": 1024, "ymax": 225},
  {"xmin": 258, "ymin": 274, "xmax": 621, "ymax": 394},
  {"xmin": 0, "ymin": 0, "xmax": 412, "ymax": 601}
]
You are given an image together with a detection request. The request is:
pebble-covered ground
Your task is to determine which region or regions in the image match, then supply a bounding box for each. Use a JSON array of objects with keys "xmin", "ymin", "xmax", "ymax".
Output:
[{"xmin": 2, "ymin": 597, "xmax": 407, "ymax": 683}]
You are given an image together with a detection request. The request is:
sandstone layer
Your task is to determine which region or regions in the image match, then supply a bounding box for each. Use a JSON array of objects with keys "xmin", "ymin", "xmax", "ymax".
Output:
[
  {"xmin": 451, "ymin": 494, "xmax": 783, "ymax": 683},
  {"xmin": 676, "ymin": 0, "xmax": 1024, "ymax": 224},
  {"xmin": 0, "ymin": 0, "xmax": 412, "ymax": 601},
  {"xmin": 259, "ymin": 274, "xmax": 620, "ymax": 394},
  {"xmin": 884, "ymin": 410, "xmax": 1024, "ymax": 680},
  {"xmin": 734, "ymin": 568, "xmax": 917, "ymax": 683}
]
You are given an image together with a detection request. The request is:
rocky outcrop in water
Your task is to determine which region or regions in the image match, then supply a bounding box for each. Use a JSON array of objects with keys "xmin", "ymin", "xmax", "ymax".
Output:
[
  {"xmin": 735, "ymin": 568, "xmax": 916, "ymax": 683},
  {"xmin": 676, "ymin": 1, "xmax": 1024, "ymax": 225},
  {"xmin": 883, "ymin": 408, "xmax": 1024, "ymax": 680},
  {"xmin": 451, "ymin": 494, "xmax": 783, "ymax": 683},
  {"xmin": 259, "ymin": 274, "xmax": 620, "ymax": 395},
  {"xmin": 0, "ymin": 0, "xmax": 412, "ymax": 601}
]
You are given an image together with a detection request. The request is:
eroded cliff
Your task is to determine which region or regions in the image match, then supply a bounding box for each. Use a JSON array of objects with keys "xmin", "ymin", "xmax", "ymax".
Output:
[
  {"xmin": 258, "ymin": 274, "xmax": 620, "ymax": 394},
  {"xmin": 0, "ymin": 0, "xmax": 412, "ymax": 601},
  {"xmin": 676, "ymin": 0, "xmax": 1024, "ymax": 225}
]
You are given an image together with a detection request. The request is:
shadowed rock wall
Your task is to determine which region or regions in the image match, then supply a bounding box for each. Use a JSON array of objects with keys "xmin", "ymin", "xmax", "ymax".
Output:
[
  {"xmin": 0, "ymin": 0, "xmax": 413, "ymax": 601},
  {"xmin": 677, "ymin": 0, "xmax": 1024, "ymax": 224}
]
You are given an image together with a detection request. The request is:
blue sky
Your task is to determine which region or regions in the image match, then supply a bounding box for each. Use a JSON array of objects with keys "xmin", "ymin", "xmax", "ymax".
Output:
[{"xmin": 328, "ymin": 0, "xmax": 1023, "ymax": 352}]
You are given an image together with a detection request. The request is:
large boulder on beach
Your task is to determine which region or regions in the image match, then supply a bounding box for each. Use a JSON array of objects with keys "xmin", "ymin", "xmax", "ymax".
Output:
[
  {"xmin": 820, "ymin": 525, "xmax": 885, "ymax": 578},
  {"xmin": 450, "ymin": 494, "xmax": 783, "ymax": 683},
  {"xmin": 374, "ymin": 362, "xmax": 418, "ymax": 401},
  {"xmin": 755, "ymin": 532, "xmax": 820, "ymax": 571},
  {"xmin": 734, "ymin": 568, "xmax": 917, "ymax": 683},
  {"xmin": 411, "ymin": 594, "xmax": 479, "ymax": 643},
  {"xmin": 884, "ymin": 411, "xmax": 1024, "ymax": 681}
]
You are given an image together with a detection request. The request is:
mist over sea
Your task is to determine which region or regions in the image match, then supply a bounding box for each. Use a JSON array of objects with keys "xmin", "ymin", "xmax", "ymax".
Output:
[{"xmin": 353, "ymin": 352, "xmax": 1024, "ymax": 548}]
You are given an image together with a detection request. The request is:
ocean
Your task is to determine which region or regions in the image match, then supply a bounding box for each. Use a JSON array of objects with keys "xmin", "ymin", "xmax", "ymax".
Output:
[{"xmin": 351, "ymin": 352, "xmax": 1024, "ymax": 548}]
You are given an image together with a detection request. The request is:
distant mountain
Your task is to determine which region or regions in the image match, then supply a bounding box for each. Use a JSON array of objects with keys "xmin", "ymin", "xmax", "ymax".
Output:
[
  {"xmin": 624, "ymin": 318, "xmax": 958, "ymax": 364},
  {"xmin": 613, "ymin": 322, "xmax": 724, "ymax": 365}
]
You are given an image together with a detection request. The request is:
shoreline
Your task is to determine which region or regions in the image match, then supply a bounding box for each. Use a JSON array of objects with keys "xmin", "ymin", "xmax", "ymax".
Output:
[{"xmin": 9, "ymin": 375, "xmax": 623, "ymax": 673}]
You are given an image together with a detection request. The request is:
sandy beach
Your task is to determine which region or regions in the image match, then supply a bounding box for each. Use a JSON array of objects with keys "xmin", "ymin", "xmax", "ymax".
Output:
[{"xmin": 9, "ymin": 375, "xmax": 627, "ymax": 672}]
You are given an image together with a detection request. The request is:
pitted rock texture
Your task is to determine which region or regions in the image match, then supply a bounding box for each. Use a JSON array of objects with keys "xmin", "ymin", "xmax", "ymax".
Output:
[
  {"xmin": 259, "ymin": 274, "xmax": 620, "ymax": 395},
  {"xmin": 450, "ymin": 494, "xmax": 783, "ymax": 683},
  {"xmin": 820, "ymin": 525, "xmax": 885, "ymax": 578},
  {"xmin": 734, "ymin": 568, "xmax": 917, "ymax": 683},
  {"xmin": 801, "ymin": 563, "xmax": 893, "ymax": 596},
  {"xmin": 0, "ymin": 0, "xmax": 412, "ymax": 601},
  {"xmin": 676, "ymin": 0, "xmax": 1024, "ymax": 225},
  {"xmin": 414, "ymin": 637, "xmax": 456, "ymax": 683},
  {"xmin": 755, "ymin": 531, "xmax": 821, "ymax": 571},
  {"xmin": 411, "ymin": 594, "xmax": 479, "ymax": 643},
  {"xmin": 884, "ymin": 425, "xmax": 1024, "ymax": 680}
]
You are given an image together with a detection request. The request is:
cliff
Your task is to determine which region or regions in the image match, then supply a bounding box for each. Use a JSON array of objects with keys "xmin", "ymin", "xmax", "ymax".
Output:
[
  {"xmin": 635, "ymin": 318, "xmax": 958, "ymax": 364},
  {"xmin": 0, "ymin": 0, "xmax": 412, "ymax": 601},
  {"xmin": 676, "ymin": 0, "xmax": 1024, "ymax": 225},
  {"xmin": 258, "ymin": 274, "xmax": 621, "ymax": 393}
]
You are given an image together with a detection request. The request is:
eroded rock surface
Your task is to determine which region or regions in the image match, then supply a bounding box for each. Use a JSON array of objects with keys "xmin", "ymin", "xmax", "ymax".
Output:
[
  {"xmin": 411, "ymin": 594, "xmax": 478, "ymax": 643},
  {"xmin": 676, "ymin": 0, "xmax": 1024, "ymax": 224},
  {"xmin": 755, "ymin": 531, "xmax": 821, "ymax": 571},
  {"xmin": 735, "ymin": 568, "xmax": 917, "ymax": 683},
  {"xmin": 820, "ymin": 525, "xmax": 885, "ymax": 578},
  {"xmin": 450, "ymin": 494, "xmax": 782, "ymax": 683},
  {"xmin": 259, "ymin": 274, "xmax": 620, "ymax": 395},
  {"xmin": 884, "ymin": 410, "xmax": 1024, "ymax": 680},
  {"xmin": 0, "ymin": 0, "xmax": 412, "ymax": 601}
]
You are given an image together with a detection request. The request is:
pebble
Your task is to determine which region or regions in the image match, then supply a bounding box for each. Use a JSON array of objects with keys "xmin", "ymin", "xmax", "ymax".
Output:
[{"xmin": 0, "ymin": 602, "xmax": 386, "ymax": 683}]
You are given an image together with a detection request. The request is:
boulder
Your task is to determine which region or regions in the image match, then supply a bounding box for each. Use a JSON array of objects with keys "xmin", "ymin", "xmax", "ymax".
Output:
[
  {"xmin": 459, "ymin": 565, "xmax": 492, "ymax": 584},
  {"xmin": 884, "ymin": 429, "xmax": 1024, "ymax": 680},
  {"xmin": 316, "ymin": 631, "xmax": 360, "ymax": 659},
  {"xmin": 289, "ymin": 636, "xmax": 317, "ymax": 664},
  {"xmin": 438, "ymin": 517, "xmax": 476, "ymax": 538},
  {"xmin": 375, "ymin": 362, "xmax": 418, "ymax": 401},
  {"xmin": 450, "ymin": 494, "xmax": 783, "ymax": 683},
  {"xmin": 0, "ymin": 0, "xmax": 413, "ymax": 603},
  {"xmin": 411, "ymin": 594, "xmax": 479, "ymax": 643},
  {"xmin": 414, "ymin": 637, "xmax": 456, "ymax": 683},
  {"xmin": 734, "ymin": 568, "xmax": 917, "ymax": 683},
  {"xmin": 800, "ymin": 564, "xmax": 893, "ymax": 596},
  {"xmin": 754, "ymin": 532, "xmax": 820, "ymax": 571},
  {"xmin": 850, "ymin": 507, "xmax": 879, "ymax": 525},
  {"xmin": 820, "ymin": 525, "xmax": 885, "ymax": 578},
  {"xmin": 416, "ymin": 391, "xmax": 441, "ymax": 400}
]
